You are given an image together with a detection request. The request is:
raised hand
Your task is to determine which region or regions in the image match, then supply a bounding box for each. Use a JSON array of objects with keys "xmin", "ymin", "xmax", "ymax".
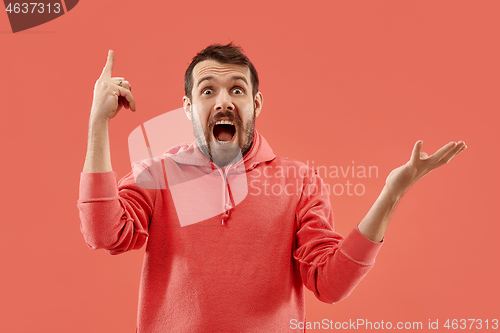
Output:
[
  {"xmin": 385, "ymin": 140, "xmax": 467, "ymax": 197},
  {"xmin": 90, "ymin": 50, "xmax": 136, "ymax": 121}
]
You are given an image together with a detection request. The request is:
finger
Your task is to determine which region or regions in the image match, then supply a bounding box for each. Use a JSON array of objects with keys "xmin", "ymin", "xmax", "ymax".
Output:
[
  {"xmin": 432, "ymin": 142, "xmax": 465, "ymax": 167},
  {"xmin": 117, "ymin": 86, "xmax": 136, "ymax": 111},
  {"xmin": 120, "ymin": 96, "xmax": 130, "ymax": 109},
  {"xmin": 428, "ymin": 141, "xmax": 457, "ymax": 162},
  {"xmin": 445, "ymin": 141, "xmax": 467, "ymax": 159},
  {"xmin": 457, "ymin": 142, "xmax": 467, "ymax": 154},
  {"xmin": 115, "ymin": 78, "xmax": 131, "ymax": 91},
  {"xmin": 455, "ymin": 145, "xmax": 466, "ymax": 157},
  {"xmin": 118, "ymin": 96, "xmax": 130, "ymax": 110},
  {"xmin": 411, "ymin": 140, "xmax": 423, "ymax": 161},
  {"xmin": 99, "ymin": 50, "xmax": 114, "ymax": 79},
  {"xmin": 114, "ymin": 93, "xmax": 122, "ymax": 116}
]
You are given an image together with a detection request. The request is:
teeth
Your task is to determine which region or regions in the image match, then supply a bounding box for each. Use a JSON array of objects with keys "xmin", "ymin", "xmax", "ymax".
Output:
[
  {"xmin": 214, "ymin": 120, "xmax": 235, "ymax": 144},
  {"xmin": 215, "ymin": 120, "xmax": 234, "ymax": 126}
]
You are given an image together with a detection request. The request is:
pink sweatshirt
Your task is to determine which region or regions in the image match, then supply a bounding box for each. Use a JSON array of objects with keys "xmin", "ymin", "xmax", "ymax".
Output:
[{"xmin": 77, "ymin": 130, "xmax": 383, "ymax": 332}]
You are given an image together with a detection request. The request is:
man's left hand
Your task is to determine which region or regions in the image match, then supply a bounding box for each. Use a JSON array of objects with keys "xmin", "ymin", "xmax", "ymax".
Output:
[{"xmin": 385, "ymin": 140, "xmax": 467, "ymax": 198}]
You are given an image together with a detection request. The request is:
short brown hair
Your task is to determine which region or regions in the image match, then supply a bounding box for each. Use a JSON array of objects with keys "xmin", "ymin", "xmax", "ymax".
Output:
[{"xmin": 184, "ymin": 42, "xmax": 259, "ymax": 100}]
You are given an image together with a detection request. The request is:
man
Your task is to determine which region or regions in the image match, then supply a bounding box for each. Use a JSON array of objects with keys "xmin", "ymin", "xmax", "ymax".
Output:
[{"xmin": 78, "ymin": 43, "xmax": 466, "ymax": 332}]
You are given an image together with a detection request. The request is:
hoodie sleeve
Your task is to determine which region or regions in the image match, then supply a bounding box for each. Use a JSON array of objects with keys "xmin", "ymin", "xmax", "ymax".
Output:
[
  {"xmin": 292, "ymin": 169, "xmax": 383, "ymax": 304},
  {"xmin": 77, "ymin": 168, "xmax": 156, "ymax": 255}
]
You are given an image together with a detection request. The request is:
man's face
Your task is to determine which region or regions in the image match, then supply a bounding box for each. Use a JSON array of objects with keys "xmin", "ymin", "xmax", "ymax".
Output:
[{"xmin": 183, "ymin": 60, "xmax": 263, "ymax": 166}]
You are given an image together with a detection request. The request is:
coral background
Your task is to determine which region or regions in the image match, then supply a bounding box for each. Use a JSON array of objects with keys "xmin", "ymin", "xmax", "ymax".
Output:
[{"xmin": 1, "ymin": 1, "xmax": 498, "ymax": 332}]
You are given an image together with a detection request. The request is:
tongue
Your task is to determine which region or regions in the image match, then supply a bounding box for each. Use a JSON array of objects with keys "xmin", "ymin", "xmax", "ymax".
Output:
[{"xmin": 214, "ymin": 125, "xmax": 234, "ymax": 142}]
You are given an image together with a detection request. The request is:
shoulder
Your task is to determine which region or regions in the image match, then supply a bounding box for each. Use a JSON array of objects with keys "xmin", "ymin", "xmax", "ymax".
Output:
[
  {"xmin": 260, "ymin": 156, "xmax": 321, "ymax": 181},
  {"xmin": 268, "ymin": 156, "xmax": 308, "ymax": 169}
]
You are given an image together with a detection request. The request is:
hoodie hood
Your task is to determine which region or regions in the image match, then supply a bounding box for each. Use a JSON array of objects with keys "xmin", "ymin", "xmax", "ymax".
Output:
[{"xmin": 160, "ymin": 129, "xmax": 275, "ymax": 226}]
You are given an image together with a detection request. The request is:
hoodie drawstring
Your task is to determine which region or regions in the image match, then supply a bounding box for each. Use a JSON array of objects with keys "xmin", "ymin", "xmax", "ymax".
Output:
[{"xmin": 216, "ymin": 165, "xmax": 232, "ymax": 225}]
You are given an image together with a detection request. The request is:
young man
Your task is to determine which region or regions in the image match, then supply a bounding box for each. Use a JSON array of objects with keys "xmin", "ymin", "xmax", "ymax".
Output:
[{"xmin": 78, "ymin": 43, "xmax": 466, "ymax": 332}]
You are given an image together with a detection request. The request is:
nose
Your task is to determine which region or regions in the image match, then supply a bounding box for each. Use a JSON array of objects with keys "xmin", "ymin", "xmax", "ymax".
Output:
[{"xmin": 214, "ymin": 89, "xmax": 234, "ymax": 112}]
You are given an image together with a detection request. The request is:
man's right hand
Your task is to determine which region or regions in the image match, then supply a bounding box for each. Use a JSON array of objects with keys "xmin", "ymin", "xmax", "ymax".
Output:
[
  {"xmin": 83, "ymin": 50, "xmax": 135, "ymax": 173},
  {"xmin": 90, "ymin": 50, "xmax": 136, "ymax": 121}
]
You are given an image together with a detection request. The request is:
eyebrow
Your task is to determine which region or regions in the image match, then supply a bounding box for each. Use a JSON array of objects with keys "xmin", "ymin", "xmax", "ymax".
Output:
[{"xmin": 196, "ymin": 75, "xmax": 249, "ymax": 87}]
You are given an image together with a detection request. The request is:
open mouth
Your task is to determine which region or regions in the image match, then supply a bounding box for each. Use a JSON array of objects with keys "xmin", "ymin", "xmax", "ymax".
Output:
[{"xmin": 213, "ymin": 120, "xmax": 236, "ymax": 144}]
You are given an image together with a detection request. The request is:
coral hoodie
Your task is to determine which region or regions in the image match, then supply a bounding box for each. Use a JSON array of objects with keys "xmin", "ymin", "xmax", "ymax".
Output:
[{"xmin": 77, "ymin": 130, "xmax": 383, "ymax": 333}]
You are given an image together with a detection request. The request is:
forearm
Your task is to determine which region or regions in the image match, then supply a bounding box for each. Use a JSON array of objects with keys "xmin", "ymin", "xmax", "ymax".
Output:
[
  {"xmin": 83, "ymin": 116, "xmax": 112, "ymax": 173},
  {"xmin": 77, "ymin": 171, "xmax": 151, "ymax": 253},
  {"xmin": 357, "ymin": 185, "xmax": 404, "ymax": 242}
]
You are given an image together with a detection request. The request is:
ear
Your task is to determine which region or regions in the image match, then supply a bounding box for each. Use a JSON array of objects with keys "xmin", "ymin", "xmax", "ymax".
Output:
[
  {"xmin": 183, "ymin": 96, "xmax": 192, "ymax": 121},
  {"xmin": 254, "ymin": 92, "xmax": 264, "ymax": 117}
]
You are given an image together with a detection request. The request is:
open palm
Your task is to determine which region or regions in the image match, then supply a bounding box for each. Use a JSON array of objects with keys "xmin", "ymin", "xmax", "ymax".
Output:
[{"xmin": 386, "ymin": 140, "xmax": 467, "ymax": 196}]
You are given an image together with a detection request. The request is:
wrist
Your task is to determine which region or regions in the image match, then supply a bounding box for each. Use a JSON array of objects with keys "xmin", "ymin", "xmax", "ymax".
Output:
[
  {"xmin": 381, "ymin": 184, "xmax": 406, "ymax": 202},
  {"xmin": 89, "ymin": 113, "xmax": 110, "ymax": 127}
]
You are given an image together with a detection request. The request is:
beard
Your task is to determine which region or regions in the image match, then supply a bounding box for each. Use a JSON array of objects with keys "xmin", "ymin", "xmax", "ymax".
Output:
[{"xmin": 191, "ymin": 108, "xmax": 256, "ymax": 167}]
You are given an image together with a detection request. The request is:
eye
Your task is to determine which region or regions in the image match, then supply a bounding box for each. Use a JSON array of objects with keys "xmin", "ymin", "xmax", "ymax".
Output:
[
  {"xmin": 232, "ymin": 87, "xmax": 244, "ymax": 94},
  {"xmin": 202, "ymin": 88, "xmax": 213, "ymax": 95}
]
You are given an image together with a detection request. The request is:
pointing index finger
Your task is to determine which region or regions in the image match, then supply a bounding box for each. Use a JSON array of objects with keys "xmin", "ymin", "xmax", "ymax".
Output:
[{"xmin": 100, "ymin": 50, "xmax": 114, "ymax": 79}]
